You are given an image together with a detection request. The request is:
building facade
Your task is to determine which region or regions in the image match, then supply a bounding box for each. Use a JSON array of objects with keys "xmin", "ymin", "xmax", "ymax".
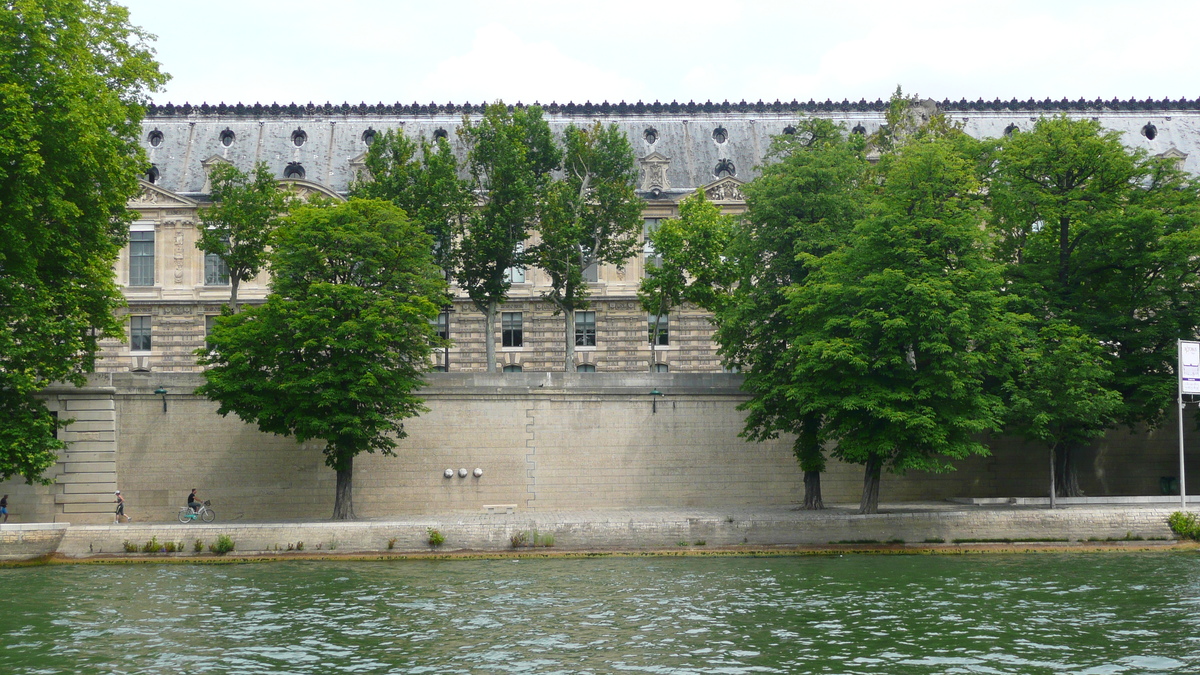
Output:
[{"xmin": 102, "ymin": 98, "xmax": 1200, "ymax": 375}]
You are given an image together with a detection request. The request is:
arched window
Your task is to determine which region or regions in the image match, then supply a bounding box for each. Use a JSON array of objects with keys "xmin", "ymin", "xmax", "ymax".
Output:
[
  {"xmin": 291, "ymin": 128, "xmax": 307, "ymax": 146},
  {"xmin": 147, "ymin": 129, "xmax": 163, "ymax": 147},
  {"xmin": 220, "ymin": 129, "xmax": 235, "ymax": 147},
  {"xmin": 284, "ymin": 163, "xmax": 305, "ymax": 179},
  {"xmin": 362, "ymin": 128, "xmax": 377, "ymax": 145},
  {"xmin": 577, "ymin": 364, "xmax": 596, "ymax": 373},
  {"xmin": 502, "ymin": 364, "xmax": 522, "ymax": 373},
  {"xmin": 652, "ymin": 363, "xmax": 669, "ymax": 372}
]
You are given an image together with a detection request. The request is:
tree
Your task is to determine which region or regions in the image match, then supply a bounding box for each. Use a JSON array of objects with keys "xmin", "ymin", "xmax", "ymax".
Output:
[
  {"xmin": 784, "ymin": 135, "xmax": 1015, "ymax": 513},
  {"xmin": 713, "ymin": 119, "xmax": 866, "ymax": 509},
  {"xmin": 458, "ymin": 103, "xmax": 560, "ymax": 372},
  {"xmin": 0, "ymin": 0, "xmax": 166, "ymax": 482},
  {"xmin": 989, "ymin": 116, "xmax": 1200, "ymax": 496},
  {"xmin": 352, "ymin": 129, "xmax": 473, "ymax": 368},
  {"xmin": 638, "ymin": 190, "xmax": 736, "ymax": 367},
  {"xmin": 1004, "ymin": 321, "xmax": 1122, "ymax": 506},
  {"xmin": 197, "ymin": 162, "xmax": 291, "ymax": 312},
  {"xmin": 197, "ymin": 199, "xmax": 447, "ymax": 519},
  {"xmin": 531, "ymin": 122, "xmax": 643, "ymax": 370}
]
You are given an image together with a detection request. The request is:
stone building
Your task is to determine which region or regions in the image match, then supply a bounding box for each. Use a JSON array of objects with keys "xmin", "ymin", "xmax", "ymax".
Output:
[{"xmin": 104, "ymin": 98, "xmax": 1200, "ymax": 375}]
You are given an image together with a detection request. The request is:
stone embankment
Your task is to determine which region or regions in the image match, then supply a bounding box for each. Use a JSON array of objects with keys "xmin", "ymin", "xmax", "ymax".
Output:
[{"xmin": 1, "ymin": 503, "xmax": 1190, "ymax": 562}]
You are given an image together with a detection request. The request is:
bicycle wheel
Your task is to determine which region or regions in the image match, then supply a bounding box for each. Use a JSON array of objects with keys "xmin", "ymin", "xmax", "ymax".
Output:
[
  {"xmin": 178, "ymin": 509, "xmax": 191, "ymax": 523},
  {"xmin": 201, "ymin": 508, "xmax": 216, "ymax": 523}
]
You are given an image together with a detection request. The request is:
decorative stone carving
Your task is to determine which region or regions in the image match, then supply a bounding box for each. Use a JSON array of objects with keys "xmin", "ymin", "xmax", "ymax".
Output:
[
  {"xmin": 639, "ymin": 151, "xmax": 671, "ymax": 196},
  {"xmin": 348, "ymin": 151, "xmax": 371, "ymax": 184},
  {"xmin": 200, "ymin": 155, "xmax": 233, "ymax": 194},
  {"xmin": 703, "ymin": 176, "xmax": 746, "ymax": 202},
  {"xmin": 278, "ymin": 178, "xmax": 346, "ymax": 202},
  {"xmin": 173, "ymin": 229, "xmax": 185, "ymax": 284},
  {"xmin": 1158, "ymin": 147, "xmax": 1187, "ymax": 169},
  {"xmin": 131, "ymin": 180, "xmax": 199, "ymax": 208}
]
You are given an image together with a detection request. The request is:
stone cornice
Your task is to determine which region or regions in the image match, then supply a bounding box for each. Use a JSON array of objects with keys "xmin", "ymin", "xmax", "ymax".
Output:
[{"xmin": 143, "ymin": 97, "xmax": 1200, "ymax": 119}]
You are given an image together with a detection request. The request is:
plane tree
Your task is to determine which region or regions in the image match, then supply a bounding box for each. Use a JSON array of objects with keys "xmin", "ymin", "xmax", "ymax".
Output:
[
  {"xmin": 458, "ymin": 103, "xmax": 560, "ymax": 372},
  {"xmin": 196, "ymin": 162, "xmax": 292, "ymax": 312},
  {"xmin": 197, "ymin": 199, "xmax": 446, "ymax": 519},
  {"xmin": 531, "ymin": 122, "xmax": 643, "ymax": 371}
]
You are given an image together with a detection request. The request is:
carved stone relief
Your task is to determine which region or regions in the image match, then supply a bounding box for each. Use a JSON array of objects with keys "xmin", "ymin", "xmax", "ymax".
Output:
[{"xmin": 639, "ymin": 152, "xmax": 671, "ymax": 195}]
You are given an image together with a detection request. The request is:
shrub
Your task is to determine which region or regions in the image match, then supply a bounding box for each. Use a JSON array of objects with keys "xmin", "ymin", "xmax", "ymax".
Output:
[
  {"xmin": 296, "ymin": 541, "xmax": 304, "ymax": 551},
  {"xmin": 209, "ymin": 533, "xmax": 235, "ymax": 555},
  {"xmin": 387, "ymin": 537, "xmax": 397, "ymax": 550},
  {"xmin": 193, "ymin": 539, "xmax": 204, "ymax": 553},
  {"xmin": 427, "ymin": 527, "xmax": 445, "ymax": 547},
  {"xmin": 510, "ymin": 531, "xmax": 528, "ymax": 548},
  {"xmin": 141, "ymin": 536, "xmax": 161, "ymax": 553},
  {"xmin": 1168, "ymin": 511, "xmax": 1200, "ymax": 540},
  {"xmin": 123, "ymin": 540, "xmax": 138, "ymax": 553},
  {"xmin": 164, "ymin": 541, "xmax": 178, "ymax": 553}
]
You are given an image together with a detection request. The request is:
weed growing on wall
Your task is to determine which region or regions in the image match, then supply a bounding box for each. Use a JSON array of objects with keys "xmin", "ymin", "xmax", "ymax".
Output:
[
  {"xmin": 193, "ymin": 539, "xmax": 204, "ymax": 553},
  {"xmin": 141, "ymin": 536, "xmax": 161, "ymax": 553},
  {"xmin": 1168, "ymin": 512, "xmax": 1200, "ymax": 540},
  {"xmin": 209, "ymin": 534, "xmax": 235, "ymax": 555},
  {"xmin": 123, "ymin": 540, "xmax": 137, "ymax": 553},
  {"xmin": 427, "ymin": 528, "xmax": 445, "ymax": 547}
]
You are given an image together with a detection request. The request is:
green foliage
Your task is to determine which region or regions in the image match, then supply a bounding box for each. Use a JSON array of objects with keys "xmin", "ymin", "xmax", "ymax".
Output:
[
  {"xmin": 352, "ymin": 129, "xmax": 472, "ymax": 279},
  {"xmin": 510, "ymin": 530, "xmax": 554, "ymax": 548},
  {"xmin": 123, "ymin": 540, "xmax": 138, "ymax": 553},
  {"xmin": 140, "ymin": 536, "xmax": 161, "ymax": 553},
  {"xmin": 197, "ymin": 162, "xmax": 292, "ymax": 311},
  {"xmin": 0, "ymin": 0, "xmax": 167, "ymax": 483},
  {"xmin": 387, "ymin": 537, "xmax": 397, "ymax": 550},
  {"xmin": 427, "ymin": 527, "xmax": 445, "ymax": 547},
  {"xmin": 164, "ymin": 540, "xmax": 180, "ymax": 553},
  {"xmin": 296, "ymin": 541, "xmax": 304, "ymax": 551},
  {"xmin": 197, "ymin": 199, "xmax": 447, "ymax": 519},
  {"xmin": 193, "ymin": 539, "xmax": 204, "ymax": 553},
  {"xmin": 531, "ymin": 122, "xmax": 643, "ymax": 369},
  {"xmin": 1168, "ymin": 512, "xmax": 1200, "ymax": 541},
  {"xmin": 783, "ymin": 134, "xmax": 1015, "ymax": 513},
  {"xmin": 209, "ymin": 534, "xmax": 235, "ymax": 555},
  {"xmin": 715, "ymin": 118, "xmax": 867, "ymax": 508},
  {"xmin": 458, "ymin": 103, "xmax": 560, "ymax": 370},
  {"xmin": 510, "ymin": 531, "xmax": 527, "ymax": 548},
  {"xmin": 638, "ymin": 190, "xmax": 736, "ymax": 334}
]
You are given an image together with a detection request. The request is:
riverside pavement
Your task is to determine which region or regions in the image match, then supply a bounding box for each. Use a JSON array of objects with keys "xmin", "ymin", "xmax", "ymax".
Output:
[{"xmin": 1, "ymin": 501, "xmax": 1191, "ymax": 561}]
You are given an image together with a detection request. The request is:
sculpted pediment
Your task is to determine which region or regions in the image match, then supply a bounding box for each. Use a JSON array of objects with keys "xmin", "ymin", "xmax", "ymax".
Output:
[
  {"xmin": 278, "ymin": 178, "xmax": 346, "ymax": 202},
  {"xmin": 200, "ymin": 155, "xmax": 234, "ymax": 194},
  {"xmin": 639, "ymin": 151, "xmax": 671, "ymax": 194},
  {"xmin": 702, "ymin": 176, "xmax": 746, "ymax": 202},
  {"xmin": 130, "ymin": 180, "xmax": 197, "ymax": 208},
  {"xmin": 348, "ymin": 151, "xmax": 372, "ymax": 184}
]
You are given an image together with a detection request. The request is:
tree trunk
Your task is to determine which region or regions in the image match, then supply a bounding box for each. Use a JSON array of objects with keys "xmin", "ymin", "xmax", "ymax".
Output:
[
  {"xmin": 1048, "ymin": 443, "xmax": 1057, "ymax": 509},
  {"xmin": 1054, "ymin": 443, "xmax": 1083, "ymax": 498},
  {"xmin": 564, "ymin": 308, "xmax": 576, "ymax": 372},
  {"xmin": 332, "ymin": 457, "xmax": 355, "ymax": 520},
  {"xmin": 484, "ymin": 299, "xmax": 498, "ymax": 373},
  {"xmin": 795, "ymin": 418, "xmax": 824, "ymax": 510},
  {"xmin": 803, "ymin": 470, "xmax": 824, "ymax": 510},
  {"xmin": 859, "ymin": 454, "xmax": 883, "ymax": 514},
  {"xmin": 229, "ymin": 276, "xmax": 240, "ymax": 313}
]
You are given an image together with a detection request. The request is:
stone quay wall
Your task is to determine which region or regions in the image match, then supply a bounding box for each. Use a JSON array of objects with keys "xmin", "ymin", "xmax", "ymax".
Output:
[{"xmin": 2, "ymin": 372, "xmax": 1199, "ymax": 525}]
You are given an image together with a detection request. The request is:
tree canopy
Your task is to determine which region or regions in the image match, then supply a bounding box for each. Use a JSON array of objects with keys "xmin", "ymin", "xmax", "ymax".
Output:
[
  {"xmin": 197, "ymin": 199, "xmax": 447, "ymax": 519},
  {"xmin": 531, "ymin": 122, "xmax": 643, "ymax": 371},
  {"xmin": 197, "ymin": 161, "xmax": 292, "ymax": 312},
  {"xmin": 0, "ymin": 0, "xmax": 167, "ymax": 482},
  {"xmin": 458, "ymin": 103, "xmax": 560, "ymax": 371}
]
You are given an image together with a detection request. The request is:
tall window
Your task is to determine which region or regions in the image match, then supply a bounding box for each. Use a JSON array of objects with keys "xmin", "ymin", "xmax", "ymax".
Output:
[
  {"xmin": 502, "ymin": 312, "xmax": 523, "ymax": 347},
  {"xmin": 575, "ymin": 311, "xmax": 596, "ymax": 347},
  {"xmin": 205, "ymin": 252, "xmax": 229, "ymax": 286},
  {"xmin": 643, "ymin": 218, "xmax": 663, "ymax": 271},
  {"xmin": 130, "ymin": 316, "xmax": 152, "ymax": 352},
  {"xmin": 648, "ymin": 314, "xmax": 669, "ymax": 346},
  {"xmin": 129, "ymin": 229, "xmax": 155, "ymax": 286},
  {"xmin": 432, "ymin": 312, "xmax": 449, "ymax": 341},
  {"xmin": 504, "ymin": 243, "xmax": 526, "ymax": 284}
]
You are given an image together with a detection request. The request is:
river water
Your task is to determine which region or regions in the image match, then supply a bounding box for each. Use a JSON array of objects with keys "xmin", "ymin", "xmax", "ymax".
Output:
[{"xmin": 2, "ymin": 553, "xmax": 1198, "ymax": 674}]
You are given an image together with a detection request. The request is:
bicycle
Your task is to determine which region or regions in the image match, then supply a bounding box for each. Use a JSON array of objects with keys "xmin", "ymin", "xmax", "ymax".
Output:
[{"xmin": 178, "ymin": 500, "xmax": 216, "ymax": 523}]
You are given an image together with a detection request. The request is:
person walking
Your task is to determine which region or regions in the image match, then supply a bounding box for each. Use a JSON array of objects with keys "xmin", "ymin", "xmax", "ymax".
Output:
[
  {"xmin": 114, "ymin": 490, "xmax": 131, "ymax": 523},
  {"xmin": 1, "ymin": 494, "xmax": 8, "ymax": 524}
]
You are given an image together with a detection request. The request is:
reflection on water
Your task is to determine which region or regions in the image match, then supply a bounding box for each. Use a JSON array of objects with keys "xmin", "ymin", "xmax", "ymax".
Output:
[{"xmin": 2, "ymin": 554, "xmax": 1199, "ymax": 674}]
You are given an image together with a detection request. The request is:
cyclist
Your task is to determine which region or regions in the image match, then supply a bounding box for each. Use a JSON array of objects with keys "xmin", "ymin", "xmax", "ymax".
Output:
[{"xmin": 187, "ymin": 488, "xmax": 201, "ymax": 514}]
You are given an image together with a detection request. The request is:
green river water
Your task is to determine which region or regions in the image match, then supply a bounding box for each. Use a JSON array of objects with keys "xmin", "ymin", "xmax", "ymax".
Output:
[{"xmin": 1, "ymin": 553, "xmax": 1199, "ymax": 674}]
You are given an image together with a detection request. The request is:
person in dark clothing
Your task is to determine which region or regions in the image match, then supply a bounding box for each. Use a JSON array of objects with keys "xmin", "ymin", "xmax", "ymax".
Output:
[
  {"xmin": 187, "ymin": 488, "xmax": 201, "ymax": 513},
  {"xmin": 115, "ymin": 491, "xmax": 131, "ymax": 523},
  {"xmin": 1, "ymin": 494, "xmax": 8, "ymax": 523}
]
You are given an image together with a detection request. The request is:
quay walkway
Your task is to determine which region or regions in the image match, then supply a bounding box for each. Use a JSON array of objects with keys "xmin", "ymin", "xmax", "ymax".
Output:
[{"xmin": 1, "ymin": 501, "xmax": 1191, "ymax": 561}]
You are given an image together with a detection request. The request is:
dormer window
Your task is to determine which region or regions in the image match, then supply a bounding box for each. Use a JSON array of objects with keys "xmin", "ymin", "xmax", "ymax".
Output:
[
  {"xmin": 291, "ymin": 128, "xmax": 307, "ymax": 147},
  {"xmin": 148, "ymin": 129, "xmax": 163, "ymax": 147},
  {"xmin": 146, "ymin": 165, "xmax": 159, "ymax": 184},
  {"xmin": 220, "ymin": 129, "xmax": 235, "ymax": 147},
  {"xmin": 284, "ymin": 162, "xmax": 305, "ymax": 179},
  {"xmin": 362, "ymin": 128, "xmax": 377, "ymax": 145}
]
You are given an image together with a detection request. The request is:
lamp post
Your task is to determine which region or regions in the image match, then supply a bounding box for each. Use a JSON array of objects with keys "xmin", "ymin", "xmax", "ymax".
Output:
[
  {"xmin": 154, "ymin": 387, "xmax": 167, "ymax": 413},
  {"xmin": 650, "ymin": 389, "xmax": 664, "ymax": 414}
]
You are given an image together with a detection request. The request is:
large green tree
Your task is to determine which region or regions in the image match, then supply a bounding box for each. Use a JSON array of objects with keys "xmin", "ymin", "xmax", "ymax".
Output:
[
  {"xmin": 458, "ymin": 103, "xmax": 560, "ymax": 372},
  {"xmin": 989, "ymin": 116, "xmax": 1200, "ymax": 496},
  {"xmin": 531, "ymin": 122, "xmax": 643, "ymax": 371},
  {"xmin": 0, "ymin": 0, "xmax": 166, "ymax": 482},
  {"xmin": 713, "ymin": 119, "xmax": 866, "ymax": 509},
  {"xmin": 197, "ymin": 162, "xmax": 292, "ymax": 312},
  {"xmin": 784, "ymin": 134, "xmax": 1015, "ymax": 513},
  {"xmin": 352, "ymin": 129, "xmax": 472, "ymax": 368},
  {"xmin": 197, "ymin": 199, "xmax": 447, "ymax": 519}
]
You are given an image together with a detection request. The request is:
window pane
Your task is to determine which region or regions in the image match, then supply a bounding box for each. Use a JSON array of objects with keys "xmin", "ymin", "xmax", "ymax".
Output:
[
  {"xmin": 505, "ymin": 243, "xmax": 526, "ymax": 283},
  {"xmin": 583, "ymin": 263, "xmax": 598, "ymax": 283},
  {"xmin": 503, "ymin": 364, "xmax": 522, "ymax": 373},
  {"xmin": 648, "ymin": 314, "xmax": 669, "ymax": 346},
  {"xmin": 575, "ymin": 311, "xmax": 596, "ymax": 347},
  {"xmin": 431, "ymin": 312, "xmax": 449, "ymax": 341},
  {"xmin": 130, "ymin": 316, "xmax": 152, "ymax": 351},
  {"xmin": 502, "ymin": 312, "xmax": 523, "ymax": 348},
  {"xmin": 129, "ymin": 231, "xmax": 154, "ymax": 286},
  {"xmin": 205, "ymin": 252, "xmax": 229, "ymax": 285},
  {"xmin": 653, "ymin": 363, "xmax": 669, "ymax": 372},
  {"xmin": 578, "ymin": 364, "xmax": 596, "ymax": 372}
]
